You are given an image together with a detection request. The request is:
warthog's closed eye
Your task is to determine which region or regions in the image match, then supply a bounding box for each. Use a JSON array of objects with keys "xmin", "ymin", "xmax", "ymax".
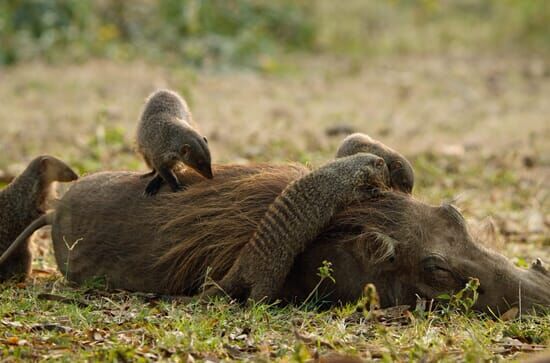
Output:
[{"xmin": 422, "ymin": 255, "xmax": 460, "ymax": 288}]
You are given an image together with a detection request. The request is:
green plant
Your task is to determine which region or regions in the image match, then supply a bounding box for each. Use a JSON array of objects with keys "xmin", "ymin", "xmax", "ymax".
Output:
[{"xmin": 437, "ymin": 278, "xmax": 480, "ymax": 315}]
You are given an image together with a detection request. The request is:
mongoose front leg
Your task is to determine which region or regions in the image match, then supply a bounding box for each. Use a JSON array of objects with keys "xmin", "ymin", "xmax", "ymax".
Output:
[{"xmin": 158, "ymin": 165, "xmax": 184, "ymax": 192}]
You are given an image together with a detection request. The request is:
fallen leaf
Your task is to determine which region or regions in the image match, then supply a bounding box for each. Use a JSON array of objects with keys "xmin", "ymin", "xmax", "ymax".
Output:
[
  {"xmin": 500, "ymin": 307, "xmax": 518, "ymax": 321},
  {"xmin": 5, "ymin": 336, "xmax": 27, "ymax": 346},
  {"xmin": 317, "ymin": 351, "xmax": 365, "ymax": 363},
  {"xmin": 294, "ymin": 329, "xmax": 336, "ymax": 350},
  {"xmin": 1, "ymin": 319, "xmax": 24, "ymax": 328}
]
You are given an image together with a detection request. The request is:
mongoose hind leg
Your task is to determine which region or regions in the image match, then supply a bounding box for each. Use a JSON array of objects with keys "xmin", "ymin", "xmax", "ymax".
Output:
[
  {"xmin": 144, "ymin": 175, "xmax": 164, "ymax": 196},
  {"xmin": 199, "ymin": 252, "xmax": 277, "ymax": 303},
  {"xmin": 0, "ymin": 242, "xmax": 31, "ymax": 282},
  {"xmin": 144, "ymin": 167, "xmax": 185, "ymax": 196}
]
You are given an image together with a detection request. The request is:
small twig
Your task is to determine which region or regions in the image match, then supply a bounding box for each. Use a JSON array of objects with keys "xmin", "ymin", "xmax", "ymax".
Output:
[
  {"xmin": 62, "ymin": 236, "xmax": 83, "ymax": 281},
  {"xmin": 518, "ymin": 281, "xmax": 522, "ymax": 321}
]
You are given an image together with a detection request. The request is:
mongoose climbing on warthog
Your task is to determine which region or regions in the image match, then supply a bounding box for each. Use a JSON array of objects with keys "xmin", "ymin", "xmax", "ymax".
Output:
[
  {"xmin": 0, "ymin": 156, "xmax": 78, "ymax": 282},
  {"xmin": 336, "ymin": 133, "xmax": 415, "ymax": 193},
  {"xmin": 201, "ymin": 152, "xmax": 391, "ymax": 302},
  {"xmin": 137, "ymin": 89, "xmax": 213, "ymax": 196}
]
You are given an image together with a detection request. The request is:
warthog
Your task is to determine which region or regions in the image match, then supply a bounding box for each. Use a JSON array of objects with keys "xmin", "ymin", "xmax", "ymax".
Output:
[{"xmin": 5, "ymin": 163, "xmax": 550, "ymax": 313}]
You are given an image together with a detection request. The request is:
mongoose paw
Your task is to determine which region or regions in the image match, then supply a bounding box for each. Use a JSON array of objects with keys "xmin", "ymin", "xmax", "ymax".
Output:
[
  {"xmin": 170, "ymin": 180, "xmax": 190, "ymax": 193},
  {"xmin": 171, "ymin": 183, "xmax": 184, "ymax": 193}
]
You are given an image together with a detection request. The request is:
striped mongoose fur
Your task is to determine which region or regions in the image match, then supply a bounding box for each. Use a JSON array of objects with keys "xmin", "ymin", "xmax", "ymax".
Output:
[
  {"xmin": 137, "ymin": 89, "xmax": 213, "ymax": 196},
  {"xmin": 336, "ymin": 133, "xmax": 414, "ymax": 194},
  {"xmin": 0, "ymin": 156, "xmax": 78, "ymax": 282},
  {"xmin": 202, "ymin": 152, "xmax": 390, "ymax": 301}
]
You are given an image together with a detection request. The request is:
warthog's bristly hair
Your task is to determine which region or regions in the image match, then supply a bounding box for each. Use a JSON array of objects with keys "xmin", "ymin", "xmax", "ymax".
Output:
[{"xmin": 146, "ymin": 163, "xmax": 416, "ymax": 295}]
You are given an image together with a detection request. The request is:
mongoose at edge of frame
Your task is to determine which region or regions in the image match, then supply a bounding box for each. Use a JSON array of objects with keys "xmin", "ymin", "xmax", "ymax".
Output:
[{"xmin": 0, "ymin": 155, "xmax": 78, "ymax": 282}]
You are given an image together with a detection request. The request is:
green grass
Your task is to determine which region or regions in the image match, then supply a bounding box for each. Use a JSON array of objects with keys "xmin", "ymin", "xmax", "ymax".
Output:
[
  {"xmin": 1, "ymin": 0, "xmax": 549, "ymax": 66},
  {"xmin": 1, "ymin": 277, "xmax": 549, "ymax": 361}
]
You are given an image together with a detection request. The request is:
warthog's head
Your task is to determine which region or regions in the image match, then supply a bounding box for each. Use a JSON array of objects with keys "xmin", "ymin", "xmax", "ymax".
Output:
[{"xmin": 310, "ymin": 192, "xmax": 550, "ymax": 314}]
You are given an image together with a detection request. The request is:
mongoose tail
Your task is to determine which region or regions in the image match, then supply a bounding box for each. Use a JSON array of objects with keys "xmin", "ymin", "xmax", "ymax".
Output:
[
  {"xmin": 336, "ymin": 133, "xmax": 414, "ymax": 194},
  {"xmin": 0, "ymin": 213, "xmax": 53, "ymax": 266},
  {"xmin": 202, "ymin": 153, "xmax": 390, "ymax": 302}
]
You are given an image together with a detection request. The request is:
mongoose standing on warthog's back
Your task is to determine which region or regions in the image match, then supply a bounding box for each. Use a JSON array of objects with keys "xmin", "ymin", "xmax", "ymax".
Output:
[
  {"xmin": 137, "ymin": 89, "xmax": 213, "ymax": 196},
  {"xmin": 0, "ymin": 156, "xmax": 78, "ymax": 282},
  {"xmin": 336, "ymin": 133, "xmax": 415, "ymax": 194},
  {"xmin": 201, "ymin": 152, "xmax": 391, "ymax": 302}
]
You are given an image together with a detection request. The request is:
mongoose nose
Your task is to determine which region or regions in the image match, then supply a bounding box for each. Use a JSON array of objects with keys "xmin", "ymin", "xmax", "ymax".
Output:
[
  {"xmin": 63, "ymin": 169, "xmax": 79, "ymax": 182},
  {"xmin": 201, "ymin": 166, "xmax": 214, "ymax": 179}
]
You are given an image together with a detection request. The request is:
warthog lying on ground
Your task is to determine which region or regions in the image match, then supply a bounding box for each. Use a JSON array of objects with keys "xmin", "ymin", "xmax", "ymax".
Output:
[{"xmin": 7, "ymin": 164, "xmax": 550, "ymax": 313}]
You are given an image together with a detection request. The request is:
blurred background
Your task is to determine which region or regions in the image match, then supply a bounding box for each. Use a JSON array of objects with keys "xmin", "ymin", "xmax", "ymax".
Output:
[{"xmin": 0, "ymin": 0, "xmax": 548, "ymax": 257}]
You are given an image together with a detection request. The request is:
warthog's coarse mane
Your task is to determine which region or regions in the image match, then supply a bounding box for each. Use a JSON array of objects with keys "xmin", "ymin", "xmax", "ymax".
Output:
[{"xmin": 145, "ymin": 163, "xmax": 417, "ymax": 294}]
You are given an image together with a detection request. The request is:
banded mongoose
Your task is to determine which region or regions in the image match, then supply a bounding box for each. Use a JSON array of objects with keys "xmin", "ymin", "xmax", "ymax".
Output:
[
  {"xmin": 201, "ymin": 152, "xmax": 390, "ymax": 302},
  {"xmin": 0, "ymin": 156, "xmax": 78, "ymax": 282},
  {"xmin": 137, "ymin": 89, "xmax": 213, "ymax": 196},
  {"xmin": 336, "ymin": 133, "xmax": 415, "ymax": 194}
]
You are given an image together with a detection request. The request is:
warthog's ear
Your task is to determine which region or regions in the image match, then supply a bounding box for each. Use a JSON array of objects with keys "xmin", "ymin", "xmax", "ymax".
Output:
[
  {"xmin": 438, "ymin": 203, "xmax": 467, "ymax": 231},
  {"xmin": 368, "ymin": 232, "xmax": 397, "ymax": 264}
]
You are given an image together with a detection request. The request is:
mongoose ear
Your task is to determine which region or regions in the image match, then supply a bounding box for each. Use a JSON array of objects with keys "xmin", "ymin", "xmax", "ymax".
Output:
[
  {"xmin": 181, "ymin": 144, "xmax": 191, "ymax": 156},
  {"xmin": 203, "ymin": 136, "xmax": 208, "ymax": 144},
  {"xmin": 39, "ymin": 156, "xmax": 52, "ymax": 172},
  {"xmin": 389, "ymin": 160, "xmax": 403, "ymax": 171}
]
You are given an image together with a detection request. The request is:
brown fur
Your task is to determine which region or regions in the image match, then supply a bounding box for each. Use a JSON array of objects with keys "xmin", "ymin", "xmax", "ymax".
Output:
[
  {"xmin": 137, "ymin": 89, "xmax": 212, "ymax": 196},
  {"xmin": 202, "ymin": 153, "xmax": 390, "ymax": 301},
  {"xmin": 0, "ymin": 156, "xmax": 77, "ymax": 282},
  {"xmin": 8, "ymin": 162, "xmax": 546, "ymax": 312}
]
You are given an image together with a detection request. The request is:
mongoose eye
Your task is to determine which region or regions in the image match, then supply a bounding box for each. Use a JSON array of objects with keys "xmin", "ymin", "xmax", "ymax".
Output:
[
  {"xmin": 374, "ymin": 159, "xmax": 385, "ymax": 169},
  {"xmin": 181, "ymin": 144, "xmax": 191, "ymax": 156}
]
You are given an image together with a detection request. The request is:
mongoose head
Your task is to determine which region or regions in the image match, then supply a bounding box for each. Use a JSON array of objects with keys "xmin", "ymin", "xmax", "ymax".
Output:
[
  {"xmin": 345, "ymin": 153, "xmax": 391, "ymax": 195},
  {"xmin": 33, "ymin": 155, "xmax": 79, "ymax": 184},
  {"xmin": 180, "ymin": 129, "xmax": 213, "ymax": 180},
  {"xmin": 336, "ymin": 133, "xmax": 414, "ymax": 193},
  {"xmin": 387, "ymin": 158, "xmax": 414, "ymax": 194}
]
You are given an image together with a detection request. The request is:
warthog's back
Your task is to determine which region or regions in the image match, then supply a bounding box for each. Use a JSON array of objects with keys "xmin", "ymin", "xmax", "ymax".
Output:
[
  {"xmin": 52, "ymin": 171, "xmax": 166, "ymax": 291},
  {"xmin": 50, "ymin": 164, "xmax": 306, "ymax": 293}
]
